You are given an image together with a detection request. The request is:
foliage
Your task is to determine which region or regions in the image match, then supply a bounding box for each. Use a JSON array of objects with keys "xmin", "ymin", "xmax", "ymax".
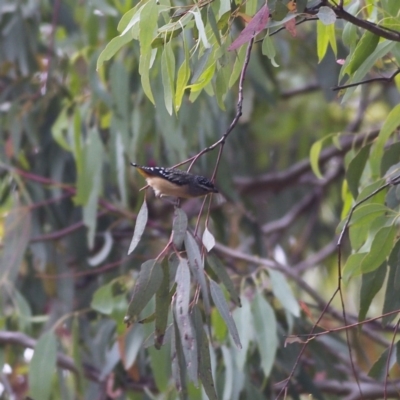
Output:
[{"xmin": 1, "ymin": 0, "xmax": 400, "ymax": 399}]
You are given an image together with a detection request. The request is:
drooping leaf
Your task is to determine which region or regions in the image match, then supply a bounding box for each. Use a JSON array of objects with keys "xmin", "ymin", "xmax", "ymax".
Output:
[
  {"xmin": 29, "ymin": 330, "xmax": 57, "ymax": 400},
  {"xmin": 172, "ymin": 207, "xmax": 188, "ymax": 249},
  {"xmin": 382, "ymin": 240, "xmax": 400, "ymax": 325},
  {"xmin": 228, "ymin": 4, "xmax": 269, "ymax": 51},
  {"xmin": 359, "ymin": 262, "xmax": 387, "ymax": 321},
  {"xmin": 370, "ymin": 103, "xmax": 400, "ymax": 176},
  {"xmin": 209, "ymin": 280, "xmax": 241, "ymax": 349},
  {"xmin": 125, "ymin": 259, "xmax": 163, "ymax": 325},
  {"xmin": 368, "ymin": 344, "xmax": 398, "ymax": 381},
  {"xmin": 343, "ymin": 252, "xmax": 368, "ymax": 281},
  {"xmin": 123, "ymin": 324, "xmax": 144, "ymax": 369},
  {"xmin": 207, "ymin": 253, "xmax": 241, "ymax": 306},
  {"xmin": 251, "ymin": 292, "xmax": 278, "ymax": 377},
  {"xmin": 346, "ymin": 144, "xmax": 372, "ymax": 199},
  {"xmin": 184, "ymin": 232, "xmax": 210, "ymax": 314},
  {"xmin": 232, "ymin": 297, "xmax": 253, "ymax": 369},
  {"xmin": 345, "ymin": 30, "xmax": 379, "ymax": 75},
  {"xmin": 192, "ymin": 306, "xmax": 218, "ymax": 400},
  {"xmin": 269, "ymin": 269, "xmax": 300, "ymax": 317},
  {"xmin": 91, "ymin": 283, "xmax": 114, "ymax": 315},
  {"xmin": 127, "ymin": 199, "xmax": 148, "ymax": 255},
  {"xmin": 155, "ymin": 258, "xmax": 171, "ymax": 349},
  {"xmin": 360, "ymin": 225, "xmax": 397, "ymax": 274},
  {"xmin": 172, "ymin": 316, "xmax": 188, "ymax": 394},
  {"xmin": 161, "ymin": 41, "xmax": 175, "ymax": 115},
  {"xmin": 174, "ymin": 258, "xmax": 198, "ymax": 384}
]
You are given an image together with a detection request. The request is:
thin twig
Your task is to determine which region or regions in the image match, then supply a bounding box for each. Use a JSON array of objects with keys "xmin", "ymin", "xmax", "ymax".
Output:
[{"xmin": 332, "ymin": 69, "xmax": 400, "ymax": 92}]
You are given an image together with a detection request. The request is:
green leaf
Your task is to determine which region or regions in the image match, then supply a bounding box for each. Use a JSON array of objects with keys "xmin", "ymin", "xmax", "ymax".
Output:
[
  {"xmin": 128, "ymin": 199, "xmax": 148, "ymax": 255},
  {"xmin": 14, "ymin": 289, "xmax": 32, "ymax": 331},
  {"xmin": 202, "ymin": 227, "xmax": 215, "ymax": 252},
  {"xmin": 91, "ymin": 283, "xmax": 113, "ymax": 314},
  {"xmin": 360, "ymin": 225, "xmax": 397, "ymax": 274},
  {"xmin": 251, "ymin": 292, "xmax": 278, "ymax": 377},
  {"xmin": 359, "ymin": 262, "xmax": 387, "ymax": 321},
  {"xmin": 125, "ymin": 259, "xmax": 163, "ymax": 325},
  {"xmin": 343, "ymin": 252, "xmax": 368, "ymax": 281},
  {"xmin": 155, "ymin": 258, "xmax": 171, "ymax": 349},
  {"xmin": 368, "ymin": 344, "xmax": 398, "ymax": 381},
  {"xmin": 229, "ymin": 45, "xmax": 246, "ymax": 88},
  {"xmin": 184, "ymin": 232, "xmax": 210, "ymax": 314},
  {"xmin": 161, "ymin": 41, "xmax": 175, "ymax": 115},
  {"xmin": 172, "ymin": 207, "xmax": 187, "ymax": 249},
  {"xmin": 345, "ymin": 30, "xmax": 379, "ymax": 75},
  {"xmin": 382, "ymin": 240, "xmax": 400, "ymax": 325},
  {"xmin": 346, "ymin": 144, "xmax": 372, "ymax": 199},
  {"xmin": 193, "ymin": 306, "xmax": 218, "ymax": 400},
  {"xmin": 174, "ymin": 258, "xmax": 198, "ymax": 384},
  {"xmin": 370, "ymin": 103, "xmax": 400, "ymax": 176},
  {"xmin": 310, "ymin": 135, "xmax": 332, "ymax": 178},
  {"xmin": 175, "ymin": 42, "xmax": 190, "ymax": 113},
  {"xmin": 139, "ymin": 49, "xmax": 156, "ymax": 104},
  {"xmin": 341, "ymin": 40, "xmax": 396, "ymax": 102},
  {"xmin": 232, "ymin": 297, "xmax": 253, "ymax": 369},
  {"xmin": 29, "ymin": 330, "xmax": 57, "ymax": 400},
  {"xmin": 124, "ymin": 324, "xmax": 144, "ymax": 368},
  {"xmin": 97, "ymin": 32, "xmax": 133, "ymax": 70},
  {"xmin": 139, "ymin": 0, "xmax": 158, "ymax": 53},
  {"xmin": 317, "ymin": 20, "xmax": 336, "ymax": 62},
  {"xmin": 209, "ymin": 279, "xmax": 242, "ymax": 349},
  {"xmin": 269, "ymin": 269, "xmax": 300, "ymax": 317},
  {"xmin": 262, "ymin": 34, "xmax": 279, "ymax": 67},
  {"xmin": 148, "ymin": 344, "xmax": 171, "ymax": 391},
  {"xmin": 192, "ymin": 8, "xmax": 210, "ymax": 49},
  {"xmin": 172, "ymin": 315, "xmax": 188, "ymax": 394},
  {"xmin": 207, "ymin": 253, "xmax": 241, "ymax": 306}
]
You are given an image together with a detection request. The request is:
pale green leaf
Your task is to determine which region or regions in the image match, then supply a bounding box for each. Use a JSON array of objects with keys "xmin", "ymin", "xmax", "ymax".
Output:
[
  {"xmin": 172, "ymin": 207, "xmax": 188, "ymax": 249},
  {"xmin": 210, "ymin": 280, "xmax": 242, "ymax": 348},
  {"xmin": 184, "ymin": 232, "xmax": 210, "ymax": 314},
  {"xmin": 252, "ymin": 292, "xmax": 278, "ymax": 377},
  {"xmin": 174, "ymin": 258, "xmax": 198, "ymax": 384},
  {"xmin": 128, "ymin": 199, "xmax": 148, "ymax": 255},
  {"xmin": 269, "ymin": 269, "xmax": 300, "ymax": 317},
  {"xmin": 370, "ymin": 104, "xmax": 400, "ymax": 176},
  {"xmin": 29, "ymin": 331, "xmax": 57, "ymax": 400},
  {"xmin": 125, "ymin": 259, "xmax": 163, "ymax": 325},
  {"xmin": 91, "ymin": 283, "xmax": 113, "ymax": 314}
]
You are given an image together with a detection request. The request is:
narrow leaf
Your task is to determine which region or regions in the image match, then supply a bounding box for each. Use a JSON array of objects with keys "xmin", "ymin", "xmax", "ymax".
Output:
[
  {"xmin": 128, "ymin": 199, "xmax": 148, "ymax": 255},
  {"xmin": 29, "ymin": 331, "xmax": 57, "ymax": 400},
  {"xmin": 125, "ymin": 259, "xmax": 163, "ymax": 325},
  {"xmin": 172, "ymin": 208, "xmax": 188, "ymax": 249},
  {"xmin": 252, "ymin": 292, "xmax": 278, "ymax": 377},
  {"xmin": 207, "ymin": 254, "xmax": 241, "ymax": 306},
  {"xmin": 345, "ymin": 30, "xmax": 379, "ymax": 75},
  {"xmin": 359, "ymin": 262, "xmax": 387, "ymax": 321},
  {"xmin": 192, "ymin": 306, "xmax": 218, "ymax": 400},
  {"xmin": 155, "ymin": 258, "xmax": 171, "ymax": 349},
  {"xmin": 174, "ymin": 258, "xmax": 198, "ymax": 384},
  {"xmin": 184, "ymin": 232, "xmax": 211, "ymax": 314},
  {"xmin": 210, "ymin": 280, "xmax": 242, "ymax": 349},
  {"xmin": 269, "ymin": 270, "xmax": 300, "ymax": 317}
]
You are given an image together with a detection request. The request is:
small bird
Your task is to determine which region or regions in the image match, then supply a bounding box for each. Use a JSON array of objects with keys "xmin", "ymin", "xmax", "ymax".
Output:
[{"xmin": 131, "ymin": 163, "xmax": 218, "ymax": 199}]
